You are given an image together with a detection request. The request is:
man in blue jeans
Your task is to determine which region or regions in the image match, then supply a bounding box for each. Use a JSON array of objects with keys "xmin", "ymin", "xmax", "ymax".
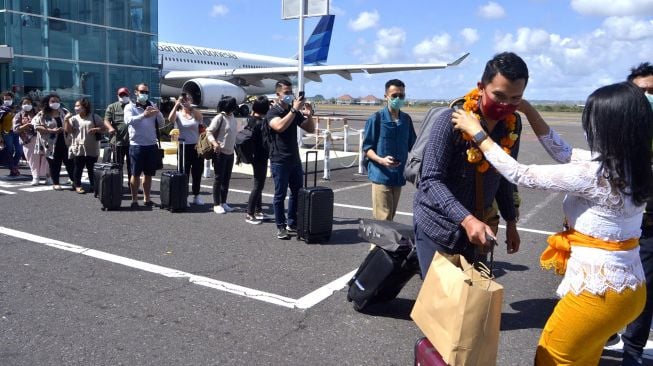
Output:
[{"xmin": 266, "ymin": 80, "xmax": 314, "ymax": 240}]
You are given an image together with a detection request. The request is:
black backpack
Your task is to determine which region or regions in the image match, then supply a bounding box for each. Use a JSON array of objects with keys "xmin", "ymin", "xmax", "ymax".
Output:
[
  {"xmin": 234, "ymin": 122, "xmax": 257, "ymax": 165},
  {"xmin": 403, "ymin": 106, "xmax": 449, "ymax": 187}
]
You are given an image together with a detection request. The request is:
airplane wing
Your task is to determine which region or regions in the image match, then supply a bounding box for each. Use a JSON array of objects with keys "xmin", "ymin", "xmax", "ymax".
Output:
[{"xmin": 163, "ymin": 53, "xmax": 469, "ymax": 87}]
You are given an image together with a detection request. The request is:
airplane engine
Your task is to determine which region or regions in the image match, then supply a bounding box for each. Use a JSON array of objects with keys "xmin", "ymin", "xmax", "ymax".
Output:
[{"xmin": 182, "ymin": 79, "xmax": 247, "ymax": 109}]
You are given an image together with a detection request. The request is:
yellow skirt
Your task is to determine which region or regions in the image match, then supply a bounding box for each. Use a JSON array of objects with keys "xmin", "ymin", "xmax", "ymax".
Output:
[{"xmin": 535, "ymin": 286, "xmax": 646, "ymax": 365}]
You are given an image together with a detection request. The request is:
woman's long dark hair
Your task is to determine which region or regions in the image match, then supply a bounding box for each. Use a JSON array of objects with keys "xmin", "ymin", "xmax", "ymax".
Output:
[{"xmin": 582, "ymin": 81, "xmax": 653, "ymax": 205}]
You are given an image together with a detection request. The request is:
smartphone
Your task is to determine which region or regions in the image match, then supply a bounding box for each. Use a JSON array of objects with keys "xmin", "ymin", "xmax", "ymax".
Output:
[{"xmin": 298, "ymin": 91, "xmax": 305, "ymax": 100}]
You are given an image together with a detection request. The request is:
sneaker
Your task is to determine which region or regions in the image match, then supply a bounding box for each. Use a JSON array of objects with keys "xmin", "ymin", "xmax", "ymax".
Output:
[
  {"xmin": 245, "ymin": 214, "xmax": 262, "ymax": 225},
  {"xmin": 277, "ymin": 228, "xmax": 290, "ymax": 240},
  {"xmin": 213, "ymin": 205, "xmax": 226, "ymax": 214},
  {"xmin": 255, "ymin": 212, "xmax": 273, "ymax": 221},
  {"xmin": 604, "ymin": 333, "xmax": 623, "ymax": 351},
  {"xmin": 222, "ymin": 203, "xmax": 234, "ymax": 212},
  {"xmin": 31, "ymin": 178, "xmax": 39, "ymax": 186},
  {"xmin": 286, "ymin": 225, "xmax": 297, "ymax": 235},
  {"xmin": 192, "ymin": 195, "xmax": 204, "ymax": 205},
  {"xmin": 130, "ymin": 201, "xmax": 139, "ymax": 208},
  {"xmin": 144, "ymin": 200, "xmax": 156, "ymax": 207},
  {"xmin": 45, "ymin": 177, "xmax": 53, "ymax": 185}
]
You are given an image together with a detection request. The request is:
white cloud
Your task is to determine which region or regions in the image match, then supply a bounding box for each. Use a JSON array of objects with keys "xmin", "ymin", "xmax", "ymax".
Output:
[
  {"xmin": 490, "ymin": 20, "xmax": 653, "ymax": 100},
  {"xmin": 348, "ymin": 10, "xmax": 380, "ymax": 31},
  {"xmin": 602, "ymin": 16, "xmax": 653, "ymax": 40},
  {"xmin": 460, "ymin": 28, "xmax": 480, "ymax": 45},
  {"xmin": 413, "ymin": 33, "xmax": 453, "ymax": 57},
  {"xmin": 478, "ymin": 2, "xmax": 506, "ymax": 19},
  {"xmin": 571, "ymin": 0, "xmax": 653, "ymax": 16},
  {"xmin": 210, "ymin": 4, "xmax": 228, "ymax": 17},
  {"xmin": 373, "ymin": 27, "xmax": 406, "ymax": 62}
]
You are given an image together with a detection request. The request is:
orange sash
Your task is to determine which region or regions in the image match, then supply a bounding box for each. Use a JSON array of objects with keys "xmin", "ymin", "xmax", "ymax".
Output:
[{"xmin": 541, "ymin": 229, "xmax": 639, "ymax": 275}]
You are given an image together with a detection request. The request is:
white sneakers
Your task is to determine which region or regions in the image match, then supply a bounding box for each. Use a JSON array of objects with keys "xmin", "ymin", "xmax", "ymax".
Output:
[
  {"xmin": 213, "ymin": 203, "xmax": 234, "ymax": 214},
  {"xmin": 192, "ymin": 195, "xmax": 204, "ymax": 205},
  {"xmin": 31, "ymin": 178, "xmax": 39, "ymax": 186}
]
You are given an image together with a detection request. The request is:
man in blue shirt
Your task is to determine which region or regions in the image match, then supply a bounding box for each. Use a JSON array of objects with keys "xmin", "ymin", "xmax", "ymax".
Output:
[
  {"xmin": 362, "ymin": 79, "xmax": 416, "ymax": 221},
  {"xmin": 413, "ymin": 52, "xmax": 525, "ymax": 276}
]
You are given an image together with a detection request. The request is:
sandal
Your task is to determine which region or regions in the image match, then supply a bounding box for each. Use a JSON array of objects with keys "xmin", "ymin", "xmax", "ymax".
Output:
[
  {"xmin": 75, "ymin": 187, "xmax": 86, "ymax": 194},
  {"xmin": 52, "ymin": 185, "xmax": 62, "ymax": 191}
]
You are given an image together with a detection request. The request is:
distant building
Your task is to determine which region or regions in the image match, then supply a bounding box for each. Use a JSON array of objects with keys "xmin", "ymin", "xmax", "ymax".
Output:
[
  {"xmin": 0, "ymin": 1, "xmax": 159, "ymax": 112},
  {"xmin": 358, "ymin": 95, "xmax": 380, "ymax": 105},
  {"xmin": 336, "ymin": 94, "xmax": 353, "ymax": 105}
]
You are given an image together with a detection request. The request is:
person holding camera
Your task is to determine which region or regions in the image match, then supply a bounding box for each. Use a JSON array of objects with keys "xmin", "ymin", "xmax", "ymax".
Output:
[
  {"xmin": 32, "ymin": 93, "xmax": 74, "ymax": 190},
  {"xmin": 124, "ymin": 83, "xmax": 164, "ymax": 208},
  {"xmin": 206, "ymin": 96, "xmax": 239, "ymax": 214},
  {"xmin": 13, "ymin": 96, "xmax": 43, "ymax": 185},
  {"xmin": 64, "ymin": 97, "xmax": 104, "ymax": 194},
  {"xmin": 168, "ymin": 93, "xmax": 204, "ymax": 205},
  {"xmin": 362, "ymin": 79, "xmax": 416, "ymax": 221},
  {"xmin": 266, "ymin": 80, "xmax": 314, "ymax": 240}
]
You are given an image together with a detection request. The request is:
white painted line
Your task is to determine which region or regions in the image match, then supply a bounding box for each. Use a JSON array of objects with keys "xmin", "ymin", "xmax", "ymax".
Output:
[
  {"xmin": 0, "ymin": 182, "xmax": 31, "ymax": 188},
  {"xmin": 0, "ymin": 189, "xmax": 16, "ymax": 195},
  {"xmin": 0, "ymin": 226, "xmax": 346, "ymax": 310},
  {"xmin": 332, "ymin": 182, "xmax": 372, "ymax": 193},
  {"xmin": 20, "ymin": 186, "xmax": 56, "ymax": 192},
  {"xmin": 295, "ymin": 269, "xmax": 357, "ymax": 309},
  {"xmin": 519, "ymin": 192, "xmax": 560, "ymax": 224}
]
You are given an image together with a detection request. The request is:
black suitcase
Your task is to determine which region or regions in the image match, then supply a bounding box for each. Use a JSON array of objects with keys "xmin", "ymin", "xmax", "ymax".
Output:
[
  {"xmin": 97, "ymin": 167, "xmax": 122, "ymax": 210},
  {"xmin": 93, "ymin": 143, "xmax": 122, "ymax": 197},
  {"xmin": 160, "ymin": 140, "xmax": 189, "ymax": 212},
  {"xmin": 347, "ymin": 220, "xmax": 420, "ymax": 311},
  {"xmin": 296, "ymin": 150, "xmax": 333, "ymax": 243}
]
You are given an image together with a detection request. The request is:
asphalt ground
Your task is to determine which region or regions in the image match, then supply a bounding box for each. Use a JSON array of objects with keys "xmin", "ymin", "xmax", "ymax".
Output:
[{"xmin": 0, "ymin": 108, "xmax": 649, "ymax": 365}]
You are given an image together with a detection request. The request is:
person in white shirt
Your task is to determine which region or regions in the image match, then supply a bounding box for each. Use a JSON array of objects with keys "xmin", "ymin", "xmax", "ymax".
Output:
[
  {"xmin": 452, "ymin": 81, "xmax": 653, "ymax": 365},
  {"xmin": 124, "ymin": 83, "xmax": 164, "ymax": 208},
  {"xmin": 167, "ymin": 93, "xmax": 204, "ymax": 205}
]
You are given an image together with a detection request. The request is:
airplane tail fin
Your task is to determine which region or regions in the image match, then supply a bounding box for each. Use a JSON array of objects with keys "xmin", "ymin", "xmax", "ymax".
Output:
[{"xmin": 303, "ymin": 15, "xmax": 334, "ymax": 65}]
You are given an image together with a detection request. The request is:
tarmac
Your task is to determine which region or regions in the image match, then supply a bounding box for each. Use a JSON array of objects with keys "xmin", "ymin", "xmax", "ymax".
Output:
[{"xmin": 1, "ymin": 108, "xmax": 652, "ymax": 365}]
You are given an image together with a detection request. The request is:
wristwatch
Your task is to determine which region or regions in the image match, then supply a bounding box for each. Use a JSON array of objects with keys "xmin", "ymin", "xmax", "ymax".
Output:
[{"xmin": 472, "ymin": 130, "xmax": 488, "ymax": 144}]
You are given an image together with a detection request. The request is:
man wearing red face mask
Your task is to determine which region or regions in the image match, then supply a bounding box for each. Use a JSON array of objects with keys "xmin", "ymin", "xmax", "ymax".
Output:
[{"xmin": 413, "ymin": 52, "xmax": 527, "ymax": 276}]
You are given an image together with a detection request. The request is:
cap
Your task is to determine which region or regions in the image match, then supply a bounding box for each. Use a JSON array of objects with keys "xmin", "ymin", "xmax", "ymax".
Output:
[{"xmin": 117, "ymin": 87, "xmax": 130, "ymax": 96}]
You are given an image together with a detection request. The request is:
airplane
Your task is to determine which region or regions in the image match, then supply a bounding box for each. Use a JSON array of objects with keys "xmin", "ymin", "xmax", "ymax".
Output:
[{"xmin": 158, "ymin": 15, "xmax": 468, "ymax": 115}]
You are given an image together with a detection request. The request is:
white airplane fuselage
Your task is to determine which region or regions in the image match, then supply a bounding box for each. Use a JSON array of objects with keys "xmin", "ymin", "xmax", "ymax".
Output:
[{"xmin": 159, "ymin": 42, "xmax": 297, "ymax": 99}]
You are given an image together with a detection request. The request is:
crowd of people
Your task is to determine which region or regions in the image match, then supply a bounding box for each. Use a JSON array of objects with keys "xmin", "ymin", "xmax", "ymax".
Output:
[{"xmin": 2, "ymin": 55, "xmax": 653, "ymax": 364}]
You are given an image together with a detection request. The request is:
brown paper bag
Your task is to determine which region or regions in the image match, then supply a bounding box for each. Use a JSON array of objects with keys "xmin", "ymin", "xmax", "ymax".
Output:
[{"xmin": 411, "ymin": 252, "xmax": 503, "ymax": 366}]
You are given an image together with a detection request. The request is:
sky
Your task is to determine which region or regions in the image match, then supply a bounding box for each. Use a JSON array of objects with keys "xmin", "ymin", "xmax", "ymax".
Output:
[{"xmin": 158, "ymin": 0, "xmax": 653, "ymax": 102}]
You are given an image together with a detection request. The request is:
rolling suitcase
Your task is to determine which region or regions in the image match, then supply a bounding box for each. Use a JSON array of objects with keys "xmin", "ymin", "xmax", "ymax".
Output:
[
  {"xmin": 160, "ymin": 139, "xmax": 189, "ymax": 212},
  {"xmin": 347, "ymin": 244, "xmax": 419, "ymax": 311},
  {"xmin": 93, "ymin": 144, "xmax": 121, "ymax": 198},
  {"xmin": 296, "ymin": 150, "xmax": 333, "ymax": 243},
  {"xmin": 95, "ymin": 144, "xmax": 122, "ymax": 210},
  {"xmin": 414, "ymin": 337, "xmax": 448, "ymax": 366}
]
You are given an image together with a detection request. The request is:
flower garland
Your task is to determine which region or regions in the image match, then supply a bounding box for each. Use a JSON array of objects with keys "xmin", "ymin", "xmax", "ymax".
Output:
[{"xmin": 461, "ymin": 88, "xmax": 519, "ymax": 173}]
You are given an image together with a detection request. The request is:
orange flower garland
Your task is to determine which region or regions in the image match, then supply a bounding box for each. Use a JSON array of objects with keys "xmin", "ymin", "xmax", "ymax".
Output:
[{"xmin": 461, "ymin": 87, "xmax": 518, "ymax": 173}]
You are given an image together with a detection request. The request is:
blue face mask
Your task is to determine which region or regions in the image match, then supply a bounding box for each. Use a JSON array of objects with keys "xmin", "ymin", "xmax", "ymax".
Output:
[
  {"xmin": 137, "ymin": 93, "xmax": 148, "ymax": 104},
  {"xmin": 389, "ymin": 97, "xmax": 405, "ymax": 110},
  {"xmin": 282, "ymin": 94, "xmax": 294, "ymax": 105}
]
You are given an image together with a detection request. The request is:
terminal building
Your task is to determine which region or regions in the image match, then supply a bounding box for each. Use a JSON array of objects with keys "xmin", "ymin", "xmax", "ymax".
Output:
[{"xmin": 0, "ymin": 0, "xmax": 159, "ymax": 112}]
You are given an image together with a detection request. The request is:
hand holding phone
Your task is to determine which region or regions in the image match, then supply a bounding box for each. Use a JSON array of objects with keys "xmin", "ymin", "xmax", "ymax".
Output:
[{"xmin": 298, "ymin": 91, "xmax": 305, "ymax": 100}]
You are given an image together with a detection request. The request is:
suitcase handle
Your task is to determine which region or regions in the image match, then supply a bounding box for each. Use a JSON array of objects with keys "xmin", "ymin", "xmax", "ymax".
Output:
[
  {"xmin": 178, "ymin": 138, "xmax": 185, "ymax": 173},
  {"xmin": 304, "ymin": 150, "xmax": 318, "ymax": 187}
]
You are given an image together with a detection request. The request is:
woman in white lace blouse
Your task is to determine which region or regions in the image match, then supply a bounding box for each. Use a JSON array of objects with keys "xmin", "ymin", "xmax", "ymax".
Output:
[{"xmin": 452, "ymin": 81, "xmax": 653, "ymax": 365}]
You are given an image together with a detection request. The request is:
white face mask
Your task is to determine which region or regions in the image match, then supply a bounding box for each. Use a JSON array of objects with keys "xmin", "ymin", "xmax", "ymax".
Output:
[
  {"xmin": 119, "ymin": 96, "xmax": 130, "ymax": 104},
  {"xmin": 21, "ymin": 104, "xmax": 33, "ymax": 112},
  {"xmin": 3, "ymin": 100, "xmax": 12, "ymax": 107},
  {"xmin": 49, "ymin": 102, "xmax": 60, "ymax": 110},
  {"xmin": 74, "ymin": 107, "xmax": 82, "ymax": 114}
]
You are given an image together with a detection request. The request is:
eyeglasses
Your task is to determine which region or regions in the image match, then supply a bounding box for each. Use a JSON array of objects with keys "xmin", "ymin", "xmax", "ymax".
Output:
[
  {"xmin": 282, "ymin": 91, "xmax": 293, "ymax": 96},
  {"xmin": 118, "ymin": 93, "xmax": 129, "ymax": 97},
  {"xmin": 389, "ymin": 93, "xmax": 405, "ymax": 99},
  {"xmin": 137, "ymin": 90, "xmax": 149, "ymax": 94}
]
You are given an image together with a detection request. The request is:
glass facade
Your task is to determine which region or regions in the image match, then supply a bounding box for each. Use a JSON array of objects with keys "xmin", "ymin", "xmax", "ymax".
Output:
[{"xmin": 0, "ymin": 0, "xmax": 159, "ymax": 114}]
